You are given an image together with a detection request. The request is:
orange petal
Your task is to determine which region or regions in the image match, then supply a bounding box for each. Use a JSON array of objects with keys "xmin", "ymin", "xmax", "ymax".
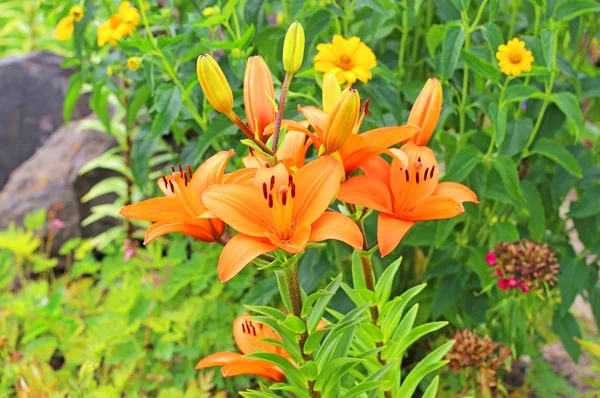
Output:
[
  {"xmin": 298, "ymin": 105, "xmax": 327, "ymax": 133},
  {"xmin": 233, "ymin": 314, "xmax": 287, "ymax": 357},
  {"xmin": 309, "ymin": 212, "xmax": 363, "ymax": 249},
  {"xmin": 432, "ymin": 182, "xmax": 479, "ymax": 204},
  {"xmin": 399, "ymin": 196, "xmax": 464, "ymax": 222},
  {"xmin": 360, "ymin": 124, "xmax": 420, "ymax": 148},
  {"xmin": 343, "ymin": 145, "xmax": 408, "ymax": 176},
  {"xmin": 196, "ymin": 352, "xmax": 242, "ymax": 369},
  {"xmin": 254, "ymin": 163, "xmax": 290, "ymax": 190},
  {"xmin": 263, "ymin": 119, "xmax": 313, "ymax": 137},
  {"xmin": 203, "ymin": 185, "xmax": 271, "ymax": 237},
  {"xmin": 338, "ymin": 175, "xmax": 392, "ymax": 213},
  {"xmin": 378, "ymin": 213, "xmax": 414, "ymax": 257},
  {"xmin": 223, "ymin": 168, "xmax": 257, "ymax": 185},
  {"xmin": 221, "ymin": 358, "xmax": 286, "ymax": 382},
  {"xmin": 265, "ymin": 223, "xmax": 311, "ymax": 254},
  {"xmin": 192, "ymin": 150, "xmax": 235, "ymax": 197},
  {"xmin": 218, "ymin": 234, "xmax": 277, "ymax": 282},
  {"xmin": 119, "ymin": 198, "xmax": 189, "ymax": 223},
  {"xmin": 405, "ymin": 78, "xmax": 443, "ymax": 146},
  {"xmin": 244, "ymin": 56, "xmax": 275, "ymax": 140},
  {"xmin": 144, "ymin": 220, "xmax": 220, "ymax": 244},
  {"xmin": 292, "ymin": 156, "xmax": 344, "ymax": 226},
  {"xmin": 359, "ymin": 156, "xmax": 391, "ymax": 184},
  {"xmin": 278, "ymin": 131, "xmax": 309, "ymax": 169}
]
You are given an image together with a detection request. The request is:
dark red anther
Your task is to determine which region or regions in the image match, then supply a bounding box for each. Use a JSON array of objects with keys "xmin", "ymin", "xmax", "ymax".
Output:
[
  {"xmin": 424, "ymin": 167, "xmax": 429, "ymax": 181},
  {"xmin": 270, "ymin": 175, "xmax": 275, "ymax": 190},
  {"xmin": 291, "ymin": 183, "xmax": 296, "ymax": 198},
  {"xmin": 288, "ymin": 175, "xmax": 293, "ymax": 187},
  {"xmin": 178, "ymin": 163, "xmax": 183, "ymax": 174},
  {"xmin": 364, "ymin": 98, "xmax": 371, "ymax": 115},
  {"xmin": 281, "ymin": 191, "xmax": 287, "ymax": 206},
  {"xmin": 249, "ymin": 147, "xmax": 254, "ymax": 155},
  {"xmin": 183, "ymin": 171, "xmax": 188, "ymax": 186},
  {"xmin": 262, "ymin": 182, "xmax": 268, "ymax": 199},
  {"xmin": 171, "ymin": 165, "xmax": 176, "ymax": 173},
  {"xmin": 241, "ymin": 323, "xmax": 247, "ymax": 333},
  {"xmin": 430, "ymin": 165, "xmax": 435, "ymax": 179},
  {"xmin": 187, "ymin": 164, "xmax": 193, "ymax": 179},
  {"xmin": 162, "ymin": 175, "xmax": 168, "ymax": 189},
  {"xmin": 359, "ymin": 98, "xmax": 363, "ymax": 110},
  {"xmin": 405, "ymin": 170, "xmax": 409, "ymax": 182},
  {"xmin": 415, "ymin": 171, "xmax": 420, "ymax": 184},
  {"xmin": 169, "ymin": 181, "xmax": 175, "ymax": 193},
  {"xmin": 268, "ymin": 194, "xmax": 273, "ymax": 208}
]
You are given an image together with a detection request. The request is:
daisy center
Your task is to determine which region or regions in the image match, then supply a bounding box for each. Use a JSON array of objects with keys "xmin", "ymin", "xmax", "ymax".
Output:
[
  {"xmin": 509, "ymin": 52, "xmax": 522, "ymax": 64},
  {"xmin": 338, "ymin": 54, "xmax": 353, "ymax": 69}
]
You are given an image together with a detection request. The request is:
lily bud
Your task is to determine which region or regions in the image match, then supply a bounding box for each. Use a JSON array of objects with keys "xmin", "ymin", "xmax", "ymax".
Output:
[
  {"xmin": 196, "ymin": 54, "xmax": 233, "ymax": 114},
  {"xmin": 405, "ymin": 78, "xmax": 442, "ymax": 146},
  {"xmin": 244, "ymin": 56, "xmax": 275, "ymax": 141},
  {"xmin": 322, "ymin": 73, "xmax": 342, "ymax": 113},
  {"xmin": 322, "ymin": 87, "xmax": 360, "ymax": 154},
  {"xmin": 282, "ymin": 22, "xmax": 305, "ymax": 74}
]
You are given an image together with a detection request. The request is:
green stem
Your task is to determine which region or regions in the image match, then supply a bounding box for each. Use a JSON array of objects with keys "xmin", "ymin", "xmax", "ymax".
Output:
[
  {"xmin": 283, "ymin": 263, "xmax": 321, "ymax": 398},
  {"xmin": 397, "ymin": 0, "xmax": 409, "ymax": 80},
  {"xmin": 485, "ymin": 77, "xmax": 510, "ymax": 157},
  {"xmin": 508, "ymin": 0, "xmax": 518, "ymax": 39},
  {"xmin": 272, "ymin": 73, "xmax": 292, "ymax": 153}
]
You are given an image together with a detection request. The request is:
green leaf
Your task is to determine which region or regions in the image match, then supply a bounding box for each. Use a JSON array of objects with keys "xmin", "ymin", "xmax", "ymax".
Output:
[
  {"xmin": 488, "ymin": 100, "xmax": 507, "ymax": 147},
  {"xmin": 245, "ymin": 352, "xmax": 306, "ymax": 389},
  {"xmin": 552, "ymin": 0, "xmax": 600, "ymax": 21},
  {"xmin": 380, "ymin": 284, "xmax": 426, "ymax": 341},
  {"xmin": 551, "ymin": 310, "xmax": 582, "ymax": 362},
  {"xmin": 300, "ymin": 361, "xmax": 318, "ymax": 381},
  {"xmin": 396, "ymin": 341, "xmax": 453, "ymax": 397},
  {"xmin": 64, "ymin": 72, "xmax": 83, "ymax": 124},
  {"xmin": 301, "ymin": 290, "xmax": 334, "ymax": 318},
  {"xmin": 304, "ymin": 329, "xmax": 327, "ymax": 355},
  {"xmin": 423, "ymin": 376, "xmax": 440, "ymax": 398},
  {"xmin": 432, "ymin": 273, "xmax": 464, "ymax": 317},
  {"xmin": 306, "ymin": 274, "xmax": 341, "ymax": 332},
  {"xmin": 520, "ymin": 181, "xmax": 545, "ymax": 240},
  {"xmin": 275, "ymin": 270, "xmax": 293, "ymax": 314},
  {"xmin": 151, "ymin": 86, "xmax": 182, "ymax": 138},
  {"xmin": 481, "ymin": 23, "xmax": 503, "ymax": 56},
  {"xmin": 461, "ymin": 50, "xmax": 501, "ymax": 83},
  {"xmin": 90, "ymin": 83, "xmax": 111, "ymax": 134},
  {"xmin": 375, "ymin": 256, "xmax": 402, "ymax": 306},
  {"xmin": 426, "ymin": 24, "xmax": 447, "ymax": 59},
  {"xmin": 127, "ymin": 84, "xmax": 151, "ymax": 128},
  {"xmin": 280, "ymin": 316, "xmax": 306, "ymax": 334},
  {"xmin": 570, "ymin": 186, "xmax": 600, "ymax": 218},
  {"xmin": 492, "ymin": 156, "xmax": 525, "ymax": 202},
  {"xmin": 551, "ymin": 92, "xmax": 583, "ymax": 131},
  {"xmin": 385, "ymin": 322, "xmax": 448, "ymax": 361},
  {"xmin": 440, "ymin": 25, "xmax": 466, "ymax": 80},
  {"xmin": 351, "ymin": 250, "xmax": 367, "ymax": 290},
  {"xmin": 540, "ymin": 29, "xmax": 558, "ymax": 70},
  {"xmin": 533, "ymin": 138, "xmax": 583, "ymax": 178},
  {"xmin": 491, "ymin": 222, "xmax": 520, "ymax": 244},
  {"xmin": 581, "ymin": 77, "xmax": 600, "ymax": 99},
  {"xmin": 443, "ymin": 146, "xmax": 483, "ymax": 182},
  {"xmin": 559, "ymin": 257, "xmax": 588, "ymax": 316},
  {"xmin": 81, "ymin": 177, "xmax": 127, "ymax": 203},
  {"xmin": 503, "ymin": 85, "xmax": 543, "ymax": 104}
]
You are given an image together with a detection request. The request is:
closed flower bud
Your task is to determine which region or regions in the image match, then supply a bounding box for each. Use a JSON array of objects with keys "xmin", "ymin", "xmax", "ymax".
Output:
[
  {"xmin": 70, "ymin": 6, "xmax": 84, "ymax": 22},
  {"xmin": 282, "ymin": 22, "xmax": 305, "ymax": 74},
  {"xmin": 127, "ymin": 57, "xmax": 141, "ymax": 71},
  {"xmin": 322, "ymin": 87, "xmax": 360, "ymax": 154},
  {"xmin": 322, "ymin": 73, "xmax": 341, "ymax": 113},
  {"xmin": 405, "ymin": 78, "xmax": 443, "ymax": 146},
  {"xmin": 244, "ymin": 56, "xmax": 275, "ymax": 140},
  {"xmin": 197, "ymin": 54, "xmax": 233, "ymax": 114}
]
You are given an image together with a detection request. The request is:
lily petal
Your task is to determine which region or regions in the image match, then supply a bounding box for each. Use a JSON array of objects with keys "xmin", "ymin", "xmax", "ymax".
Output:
[
  {"xmin": 192, "ymin": 150, "xmax": 235, "ymax": 197},
  {"xmin": 119, "ymin": 198, "xmax": 189, "ymax": 223},
  {"xmin": 196, "ymin": 352, "xmax": 242, "ymax": 369},
  {"xmin": 266, "ymin": 223, "xmax": 311, "ymax": 254},
  {"xmin": 218, "ymin": 234, "xmax": 277, "ymax": 282},
  {"xmin": 221, "ymin": 358, "xmax": 286, "ymax": 382},
  {"xmin": 203, "ymin": 185, "xmax": 271, "ymax": 237},
  {"xmin": 298, "ymin": 105, "xmax": 327, "ymax": 134},
  {"xmin": 399, "ymin": 196, "xmax": 464, "ymax": 222},
  {"xmin": 144, "ymin": 221, "xmax": 218, "ymax": 245},
  {"xmin": 338, "ymin": 175, "xmax": 392, "ymax": 213},
  {"xmin": 378, "ymin": 213, "xmax": 414, "ymax": 257},
  {"xmin": 233, "ymin": 314, "xmax": 287, "ymax": 357},
  {"xmin": 343, "ymin": 145, "xmax": 407, "ymax": 176},
  {"xmin": 292, "ymin": 156, "xmax": 344, "ymax": 225},
  {"xmin": 432, "ymin": 182, "xmax": 479, "ymax": 204},
  {"xmin": 309, "ymin": 212, "xmax": 363, "ymax": 249},
  {"xmin": 359, "ymin": 156, "xmax": 391, "ymax": 184},
  {"xmin": 360, "ymin": 124, "xmax": 420, "ymax": 148},
  {"xmin": 223, "ymin": 168, "xmax": 257, "ymax": 185}
]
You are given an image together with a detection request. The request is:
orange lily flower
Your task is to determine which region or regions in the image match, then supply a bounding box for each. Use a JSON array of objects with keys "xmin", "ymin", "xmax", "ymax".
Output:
[
  {"xmin": 119, "ymin": 150, "xmax": 252, "ymax": 244},
  {"xmin": 242, "ymin": 130, "xmax": 311, "ymax": 170},
  {"xmin": 404, "ymin": 78, "xmax": 443, "ymax": 146},
  {"xmin": 298, "ymin": 92, "xmax": 419, "ymax": 177},
  {"xmin": 244, "ymin": 56, "xmax": 276, "ymax": 142},
  {"xmin": 202, "ymin": 156, "xmax": 363, "ymax": 282},
  {"xmin": 338, "ymin": 142, "xmax": 478, "ymax": 257},
  {"xmin": 196, "ymin": 314, "xmax": 288, "ymax": 382}
]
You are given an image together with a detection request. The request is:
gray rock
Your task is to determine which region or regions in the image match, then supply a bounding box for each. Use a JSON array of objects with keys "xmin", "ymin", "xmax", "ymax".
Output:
[
  {"xmin": 0, "ymin": 118, "xmax": 117, "ymax": 252},
  {"xmin": 0, "ymin": 52, "xmax": 90, "ymax": 190}
]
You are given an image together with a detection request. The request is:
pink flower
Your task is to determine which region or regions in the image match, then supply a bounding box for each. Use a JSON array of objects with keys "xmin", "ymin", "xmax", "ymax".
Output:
[
  {"xmin": 497, "ymin": 279, "xmax": 509, "ymax": 291},
  {"xmin": 521, "ymin": 285, "xmax": 530, "ymax": 293},
  {"xmin": 52, "ymin": 218, "xmax": 66, "ymax": 230},
  {"xmin": 508, "ymin": 278, "xmax": 518, "ymax": 287},
  {"xmin": 486, "ymin": 252, "xmax": 496, "ymax": 266},
  {"xmin": 123, "ymin": 247, "xmax": 136, "ymax": 261},
  {"xmin": 493, "ymin": 268, "xmax": 503, "ymax": 277}
]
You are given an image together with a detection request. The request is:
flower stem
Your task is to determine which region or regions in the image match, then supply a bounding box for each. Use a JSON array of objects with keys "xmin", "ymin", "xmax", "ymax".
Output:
[
  {"xmin": 283, "ymin": 262, "xmax": 321, "ymax": 398},
  {"xmin": 485, "ymin": 77, "xmax": 510, "ymax": 158},
  {"xmin": 396, "ymin": 0, "xmax": 409, "ymax": 80},
  {"xmin": 272, "ymin": 73, "xmax": 292, "ymax": 153},
  {"xmin": 227, "ymin": 112, "xmax": 275, "ymax": 156}
]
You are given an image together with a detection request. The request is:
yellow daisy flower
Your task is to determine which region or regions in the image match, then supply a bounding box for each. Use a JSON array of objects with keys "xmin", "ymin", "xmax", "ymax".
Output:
[
  {"xmin": 127, "ymin": 57, "xmax": 141, "ymax": 71},
  {"xmin": 54, "ymin": 16, "xmax": 74, "ymax": 40},
  {"xmin": 97, "ymin": 1, "xmax": 140, "ymax": 47},
  {"xmin": 314, "ymin": 35, "xmax": 377, "ymax": 86},
  {"xmin": 70, "ymin": 5, "xmax": 84, "ymax": 22},
  {"xmin": 496, "ymin": 38, "xmax": 534, "ymax": 76}
]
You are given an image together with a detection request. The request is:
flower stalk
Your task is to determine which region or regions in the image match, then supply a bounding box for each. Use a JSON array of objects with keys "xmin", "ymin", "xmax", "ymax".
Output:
[{"xmin": 271, "ymin": 72, "xmax": 292, "ymax": 153}]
